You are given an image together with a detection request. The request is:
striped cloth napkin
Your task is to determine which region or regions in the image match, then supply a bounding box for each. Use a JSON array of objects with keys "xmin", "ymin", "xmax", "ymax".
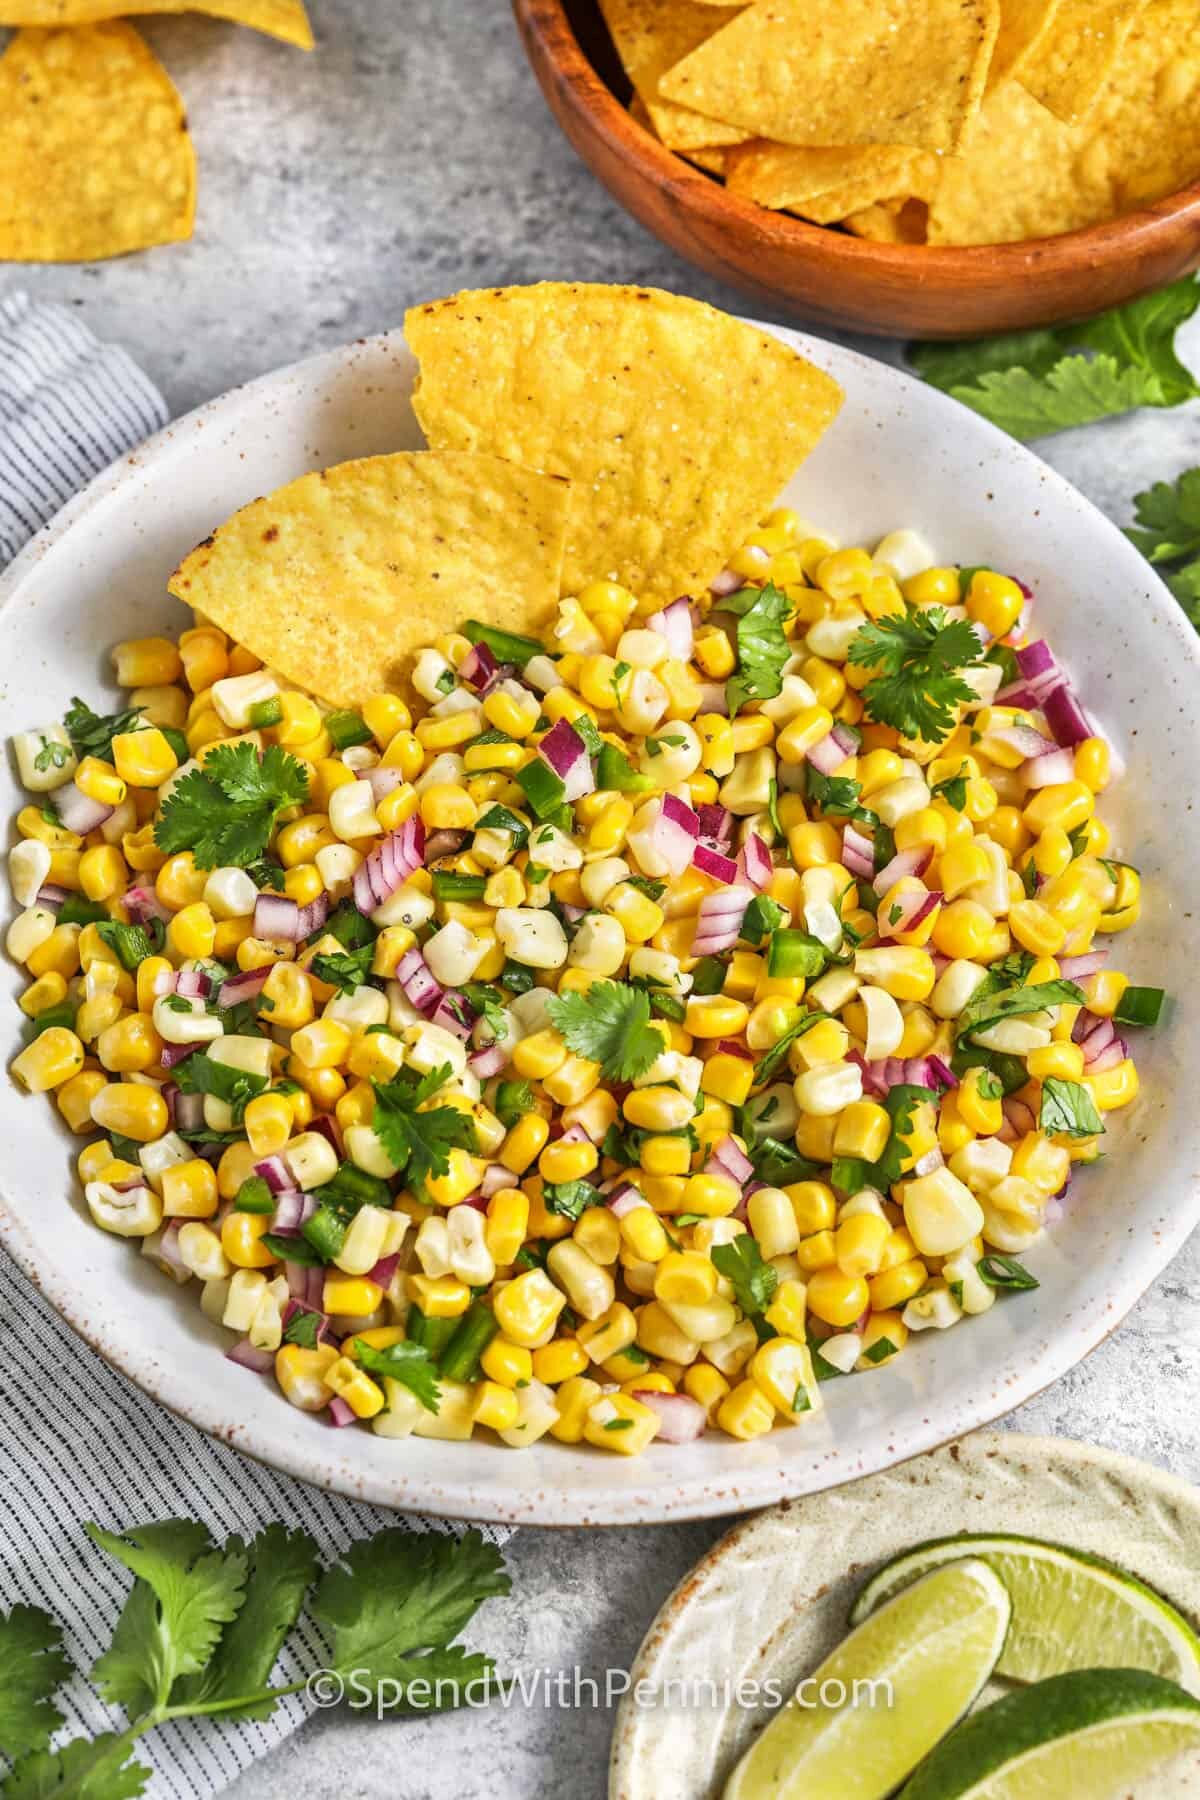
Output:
[{"xmin": 0, "ymin": 291, "xmax": 510, "ymax": 1799}]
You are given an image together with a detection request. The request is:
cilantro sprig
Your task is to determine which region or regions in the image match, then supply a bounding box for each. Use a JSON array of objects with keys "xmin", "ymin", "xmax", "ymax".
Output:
[
  {"xmin": 155, "ymin": 741, "xmax": 310, "ymax": 871},
  {"xmin": 369, "ymin": 1064, "xmax": 478, "ymax": 1197},
  {"xmin": 848, "ymin": 606, "xmax": 983, "ymax": 742},
  {"xmin": 722, "ymin": 581, "xmax": 792, "ymax": 717},
  {"xmin": 546, "ymin": 979, "xmax": 663, "ymax": 1083},
  {"xmin": 63, "ymin": 696, "xmax": 146, "ymax": 764},
  {"xmin": 0, "ymin": 1517, "xmax": 510, "ymax": 1793},
  {"xmin": 712, "ymin": 1237, "xmax": 777, "ymax": 1318},
  {"xmin": 1128, "ymin": 465, "xmax": 1200, "ymax": 628},
  {"xmin": 909, "ymin": 276, "xmax": 1200, "ymax": 440}
]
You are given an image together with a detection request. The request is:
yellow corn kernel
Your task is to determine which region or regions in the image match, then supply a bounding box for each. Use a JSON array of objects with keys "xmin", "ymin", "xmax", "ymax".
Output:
[
  {"xmin": 473, "ymin": 1381, "xmax": 520, "ymax": 1433},
  {"xmin": 221, "ymin": 1209, "xmax": 277, "ymax": 1269},
  {"xmin": 500, "ymin": 1114, "xmax": 551, "ymax": 1176},
  {"xmin": 869, "ymin": 1257, "xmax": 928, "ymax": 1311},
  {"xmin": 900, "ymin": 566, "xmax": 958, "ymax": 606},
  {"xmin": 1022, "ymin": 780, "xmax": 1093, "ymax": 837},
  {"xmin": 1074, "ymin": 736, "xmax": 1111, "ymax": 792},
  {"xmin": 604, "ymin": 883, "xmax": 664, "ymax": 943},
  {"xmin": 493, "ymin": 1268, "xmax": 566, "ymax": 1347},
  {"xmin": 618, "ymin": 1204, "xmax": 671, "ymax": 1264},
  {"xmin": 274, "ymin": 1342, "xmax": 339, "ymax": 1412},
  {"xmin": 11, "ymin": 1025, "xmax": 85, "ymax": 1093},
  {"xmin": 654, "ymin": 1251, "xmax": 718, "ymax": 1307},
  {"xmin": 95, "ymin": 1012, "xmax": 161, "ymax": 1074},
  {"xmin": 548, "ymin": 1376, "xmax": 602, "ymax": 1444},
  {"xmin": 636, "ymin": 1133, "xmax": 690, "ymax": 1178},
  {"xmin": 623, "ymin": 1085, "xmax": 692, "ymax": 1133},
  {"xmin": 526, "ymin": 1184, "xmax": 574, "ymax": 1242},
  {"xmin": 165, "ymin": 902, "xmax": 215, "ymax": 962},
  {"xmin": 858, "ymin": 1311, "xmax": 909, "ymax": 1369},
  {"xmin": 937, "ymin": 840, "xmax": 991, "ymax": 901},
  {"xmin": 77, "ymin": 1138, "xmax": 117, "ymax": 1185},
  {"xmin": 965, "ymin": 570, "xmax": 1024, "ymax": 637},
  {"xmin": 1085, "ymin": 970, "xmax": 1129, "ymax": 1018},
  {"xmin": 160, "ymin": 1157, "xmax": 219, "ymax": 1220},
  {"xmin": 360, "ymin": 692, "xmax": 411, "ymax": 746},
  {"xmin": 1026, "ymin": 1042, "xmax": 1085, "ymax": 1082},
  {"xmin": 56, "ymin": 1067, "xmax": 107, "ymax": 1133},
  {"xmin": 419, "ymin": 782, "xmax": 477, "ymax": 831},
  {"xmin": 716, "ymin": 1378, "xmax": 776, "ymax": 1441},
  {"xmin": 112, "ymin": 634, "xmax": 182, "ymax": 687},
  {"xmin": 583, "ymin": 1392, "xmax": 660, "ymax": 1454},
  {"xmin": 89, "ymin": 1079, "xmax": 167, "ymax": 1140},
  {"xmin": 74, "ymin": 755, "xmax": 127, "ymax": 807},
  {"xmin": 478, "ymin": 1190, "xmax": 526, "ymax": 1269},
  {"xmin": 77, "ymin": 843, "xmax": 127, "ymax": 904},
  {"xmin": 260, "ymin": 962, "xmax": 315, "ymax": 1031},
  {"xmin": 178, "ymin": 627, "xmax": 228, "ymax": 691},
  {"xmin": 322, "ymin": 1357, "xmax": 385, "ymax": 1420},
  {"xmin": 480, "ymin": 1336, "xmax": 533, "ymax": 1389},
  {"xmin": 685, "ymin": 995, "xmax": 750, "ymax": 1040},
  {"xmin": 957, "ymin": 1065, "xmax": 1004, "ymax": 1135},
  {"xmin": 112, "ymin": 727, "xmax": 178, "ymax": 790},
  {"xmin": 153, "ymin": 851, "xmax": 206, "ymax": 912},
  {"xmin": 834, "ymin": 1212, "xmax": 891, "ymax": 1279},
  {"xmin": 1009, "ymin": 898, "xmax": 1067, "ymax": 958},
  {"xmin": 681, "ymin": 1362, "xmax": 730, "ymax": 1423},
  {"xmin": 18, "ymin": 970, "xmax": 68, "ymax": 1019},
  {"xmin": 700, "ymin": 1051, "xmax": 755, "ymax": 1107},
  {"xmin": 538, "ymin": 1137, "xmax": 599, "ymax": 1186},
  {"xmin": 510, "ymin": 1030, "xmax": 566, "ymax": 1083},
  {"xmin": 795, "ymin": 1112, "xmax": 838, "ymax": 1163},
  {"xmin": 240, "ymin": 1090, "xmax": 291, "ymax": 1156},
  {"xmin": 532, "ymin": 1339, "xmax": 589, "ymax": 1386},
  {"xmin": 289, "ymin": 1018, "xmax": 351, "ymax": 1072},
  {"xmin": 25, "ymin": 923, "xmax": 82, "ymax": 981},
  {"xmin": 832, "ymin": 1100, "xmax": 891, "ymax": 1163},
  {"xmin": 674, "ymin": 1170, "xmax": 739, "ymax": 1220},
  {"xmin": 806, "ymin": 1266, "xmax": 870, "ymax": 1328},
  {"xmin": 751, "ymin": 1336, "xmax": 820, "ymax": 1421}
]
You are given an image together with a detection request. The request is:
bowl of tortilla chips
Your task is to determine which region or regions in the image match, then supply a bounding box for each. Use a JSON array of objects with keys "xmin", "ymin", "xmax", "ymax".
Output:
[{"xmin": 513, "ymin": 0, "xmax": 1200, "ymax": 338}]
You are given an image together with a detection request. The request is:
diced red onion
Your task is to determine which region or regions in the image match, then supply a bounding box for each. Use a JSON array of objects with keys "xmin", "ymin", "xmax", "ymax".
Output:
[
  {"xmin": 742, "ymin": 832, "xmax": 773, "ymax": 890},
  {"xmin": 873, "ymin": 846, "xmax": 932, "ymax": 896},
  {"xmin": 353, "ymin": 815, "xmax": 426, "ymax": 915},
  {"xmin": 692, "ymin": 843, "xmax": 739, "ymax": 885},
  {"xmin": 709, "ymin": 1134, "xmax": 753, "ymax": 1189},
  {"xmin": 34, "ymin": 883, "xmax": 69, "ymax": 912},
  {"xmin": 432, "ymin": 992, "xmax": 477, "ymax": 1041},
  {"xmin": 1086, "ymin": 1037, "xmax": 1126, "ymax": 1073},
  {"xmin": 156, "ymin": 1220, "xmax": 189, "ymax": 1280},
  {"xmin": 365, "ymin": 765, "xmax": 407, "ymax": 803},
  {"xmin": 805, "ymin": 732, "xmax": 845, "ymax": 775},
  {"xmin": 926, "ymin": 1055, "xmax": 958, "ymax": 1091},
  {"xmin": 308, "ymin": 1114, "xmax": 343, "ymax": 1158},
  {"xmin": 459, "ymin": 1194, "xmax": 489, "ymax": 1214},
  {"xmin": 253, "ymin": 893, "xmax": 302, "ymax": 942},
  {"xmin": 560, "ymin": 903, "xmax": 587, "ymax": 922},
  {"xmin": 647, "ymin": 596, "xmax": 695, "ymax": 662},
  {"xmin": 161, "ymin": 1045, "xmax": 197, "ymax": 1078},
  {"xmin": 226, "ymin": 1339, "xmax": 274, "ymax": 1375},
  {"xmin": 124, "ymin": 884, "xmax": 172, "ymax": 926},
  {"xmin": 1002, "ymin": 1096, "xmax": 1036, "ymax": 1138},
  {"xmin": 691, "ymin": 886, "xmax": 752, "ymax": 954},
  {"xmin": 1041, "ymin": 681, "xmax": 1093, "ymax": 748},
  {"xmin": 631, "ymin": 1389, "xmax": 706, "ymax": 1443},
  {"xmin": 1022, "ymin": 747, "xmax": 1076, "ymax": 789},
  {"xmin": 879, "ymin": 886, "xmax": 942, "ymax": 938},
  {"xmin": 539, "ymin": 718, "xmax": 594, "ymax": 802},
  {"xmin": 1016, "ymin": 640, "xmax": 1057, "ymax": 683},
  {"xmin": 1058, "ymin": 950, "xmax": 1109, "ymax": 980},
  {"xmin": 993, "ymin": 681, "xmax": 1044, "ymax": 709},
  {"xmin": 606, "ymin": 1183, "xmax": 648, "ymax": 1219},
  {"xmin": 167, "ymin": 1088, "xmax": 202, "ymax": 1132},
  {"xmin": 850, "ymin": 1051, "xmax": 890, "ymax": 1099},
  {"xmin": 282, "ymin": 1298, "xmax": 330, "ymax": 1343},
  {"xmin": 842, "ymin": 825, "xmax": 876, "ymax": 881},
  {"xmin": 54, "ymin": 782, "xmax": 113, "ymax": 836},
  {"xmin": 468, "ymin": 1042, "xmax": 508, "ymax": 1079},
  {"xmin": 396, "ymin": 946, "xmax": 444, "ymax": 1016},
  {"xmin": 709, "ymin": 567, "xmax": 742, "ymax": 597},
  {"xmin": 481, "ymin": 1163, "xmax": 518, "ymax": 1197},
  {"xmin": 298, "ymin": 893, "xmax": 330, "ymax": 938},
  {"xmin": 459, "ymin": 640, "xmax": 499, "ymax": 692},
  {"xmin": 254, "ymin": 1154, "xmax": 293, "ymax": 1195},
  {"xmin": 986, "ymin": 723, "xmax": 1058, "ymax": 763},
  {"xmin": 830, "ymin": 723, "xmax": 859, "ymax": 757},
  {"xmin": 328, "ymin": 1396, "xmax": 357, "ymax": 1428},
  {"xmin": 271, "ymin": 1190, "xmax": 316, "ymax": 1234},
  {"xmin": 286, "ymin": 1261, "xmax": 311, "ymax": 1301},
  {"xmin": 368, "ymin": 1252, "xmax": 402, "ymax": 1288},
  {"xmin": 218, "ymin": 966, "xmax": 269, "ymax": 1009},
  {"xmin": 175, "ymin": 968, "xmax": 213, "ymax": 1000},
  {"xmin": 650, "ymin": 793, "xmax": 700, "ymax": 878},
  {"xmin": 696, "ymin": 803, "xmax": 732, "ymax": 845}
]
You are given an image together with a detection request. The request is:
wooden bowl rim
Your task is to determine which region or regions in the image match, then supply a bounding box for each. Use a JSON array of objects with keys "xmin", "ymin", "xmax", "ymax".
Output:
[{"xmin": 518, "ymin": 0, "xmax": 1200, "ymax": 278}]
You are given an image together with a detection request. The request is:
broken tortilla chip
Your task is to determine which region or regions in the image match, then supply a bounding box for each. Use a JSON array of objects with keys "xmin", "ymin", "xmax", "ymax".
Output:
[
  {"xmin": 598, "ymin": 0, "xmax": 750, "ymax": 152},
  {"xmin": 842, "ymin": 198, "xmax": 930, "ymax": 242},
  {"xmin": 404, "ymin": 283, "xmax": 843, "ymax": 605},
  {"xmin": 629, "ymin": 93, "xmax": 727, "ymax": 170},
  {"xmin": 930, "ymin": 0, "xmax": 1200, "ymax": 244},
  {"xmin": 168, "ymin": 453, "xmax": 571, "ymax": 708},
  {"xmin": 1013, "ymin": 0, "xmax": 1146, "ymax": 123},
  {"xmin": 725, "ymin": 140, "xmax": 940, "ymax": 224},
  {"xmin": 658, "ymin": 0, "xmax": 1000, "ymax": 153},
  {"xmin": 988, "ymin": 0, "xmax": 1059, "ymax": 86},
  {"xmin": 0, "ymin": 24, "xmax": 196, "ymax": 262},
  {"xmin": 0, "ymin": 0, "xmax": 312, "ymax": 47}
]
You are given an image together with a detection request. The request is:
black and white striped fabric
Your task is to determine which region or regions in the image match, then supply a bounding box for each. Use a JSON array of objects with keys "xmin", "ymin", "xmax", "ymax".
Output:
[{"xmin": 0, "ymin": 294, "xmax": 511, "ymax": 1797}]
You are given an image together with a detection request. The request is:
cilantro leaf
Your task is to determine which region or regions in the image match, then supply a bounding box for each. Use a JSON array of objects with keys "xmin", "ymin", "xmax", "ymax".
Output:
[
  {"xmin": 1128, "ymin": 466, "xmax": 1200, "ymax": 631},
  {"xmin": 1039, "ymin": 1076, "xmax": 1105, "ymax": 1140},
  {"xmin": 546, "ymin": 980, "xmax": 663, "ymax": 1083},
  {"xmin": 541, "ymin": 1179, "xmax": 603, "ymax": 1221},
  {"xmin": 848, "ymin": 607, "xmax": 982, "ymax": 741},
  {"xmin": 155, "ymin": 742, "xmax": 309, "ymax": 870},
  {"xmin": 355, "ymin": 1339, "xmax": 442, "ymax": 1414},
  {"xmin": 941, "ymin": 355, "xmax": 1162, "ymax": 441},
  {"xmin": 310, "ymin": 1528, "xmax": 509, "ymax": 1709},
  {"xmin": 931, "ymin": 764, "xmax": 969, "ymax": 810},
  {"xmin": 172, "ymin": 1053, "xmax": 268, "ymax": 1121},
  {"xmin": 370, "ymin": 1065, "xmax": 477, "ymax": 1197},
  {"xmin": 753, "ymin": 1010, "xmax": 832, "ymax": 1087},
  {"xmin": 63, "ymin": 696, "xmax": 145, "ymax": 764},
  {"xmin": 170, "ymin": 1526, "xmax": 319, "ymax": 1722},
  {"xmin": 311, "ymin": 944, "xmax": 376, "ymax": 994},
  {"xmin": 739, "ymin": 894, "xmax": 787, "ymax": 946},
  {"xmin": 711, "ymin": 1237, "xmax": 777, "ymax": 1318},
  {"xmin": 806, "ymin": 767, "xmax": 878, "ymax": 825},
  {"xmin": 87, "ymin": 1521, "xmax": 247, "ymax": 1714},
  {"xmin": 722, "ymin": 582, "xmax": 792, "ymax": 717},
  {"xmin": 474, "ymin": 804, "xmax": 529, "ymax": 849},
  {"xmin": 2, "ymin": 1734, "xmax": 150, "ymax": 1798},
  {"xmin": 0, "ymin": 1606, "xmax": 70, "ymax": 1759},
  {"xmin": 494, "ymin": 1079, "xmax": 534, "ymax": 1129},
  {"xmin": 461, "ymin": 983, "xmax": 509, "ymax": 1043}
]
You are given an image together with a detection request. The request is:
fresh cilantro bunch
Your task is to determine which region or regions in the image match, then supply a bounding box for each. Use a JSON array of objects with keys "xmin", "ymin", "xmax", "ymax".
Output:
[
  {"xmin": 546, "ymin": 979, "xmax": 664, "ymax": 1083},
  {"xmin": 721, "ymin": 581, "xmax": 792, "ymax": 717},
  {"xmin": 0, "ymin": 1517, "xmax": 509, "ymax": 1794},
  {"xmin": 1127, "ymin": 465, "xmax": 1200, "ymax": 628},
  {"xmin": 155, "ymin": 741, "xmax": 310, "ymax": 870},
  {"xmin": 847, "ymin": 606, "xmax": 983, "ymax": 741},
  {"xmin": 909, "ymin": 276, "xmax": 1200, "ymax": 440},
  {"xmin": 370, "ymin": 1063, "xmax": 478, "ymax": 1196}
]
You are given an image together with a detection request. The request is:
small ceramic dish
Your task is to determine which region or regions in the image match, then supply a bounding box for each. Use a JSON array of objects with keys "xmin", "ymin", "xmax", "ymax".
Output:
[
  {"xmin": 513, "ymin": 0, "xmax": 1200, "ymax": 339},
  {"xmin": 1, "ymin": 323, "xmax": 1197, "ymax": 1525},
  {"xmin": 610, "ymin": 1433, "xmax": 1200, "ymax": 1798}
]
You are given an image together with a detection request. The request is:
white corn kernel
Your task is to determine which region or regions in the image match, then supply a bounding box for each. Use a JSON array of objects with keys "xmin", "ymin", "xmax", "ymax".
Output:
[
  {"xmin": 424, "ymin": 919, "xmax": 487, "ymax": 988},
  {"xmin": 203, "ymin": 866, "xmax": 258, "ymax": 919},
  {"xmin": 315, "ymin": 843, "xmax": 362, "ymax": 899},
  {"xmin": 859, "ymin": 986, "xmax": 903, "ymax": 1060},
  {"xmin": 223, "ymin": 1269, "xmax": 268, "ymax": 1332},
  {"xmin": 249, "ymin": 1286, "xmax": 284, "ymax": 1352},
  {"xmin": 793, "ymin": 1061, "xmax": 863, "ymax": 1116},
  {"xmin": 527, "ymin": 823, "xmax": 583, "ymax": 872},
  {"xmin": 760, "ymin": 673, "xmax": 818, "ymax": 725},
  {"xmin": 153, "ymin": 994, "xmax": 225, "ymax": 1045},
  {"xmin": 8, "ymin": 839, "xmax": 51, "ymax": 908},
  {"xmin": 806, "ymin": 612, "xmax": 866, "ymax": 662},
  {"xmin": 903, "ymin": 1167, "xmax": 984, "ymax": 1257},
  {"xmin": 177, "ymin": 1221, "xmax": 231, "ymax": 1281},
  {"xmin": 932, "ymin": 959, "xmax": 990, "ymax": 1019},
  {"xmin": 447, "ymin": 1205, "xmax": 496, "ymax": 1287},
  {"xmin": 211, "ymin": 671, "xmax": 279, "ymax": 729},
  {"xmin": 903, "ymin": 1285, "xmax": 963, "ymax": 1331},
  {"xmin": 85, "ymin": 1179, "xmax": 162, "ymax": 1238},
  {"xmin": 325, "ymin": 985, "xmax": 389, "ymax": 1029},
  {"xmin": 580, "ymin": 857, "xmax": 630, "ymax": 907},
  {"xmin": 807, "ymin": 967, "xmax": 860, "ymax": 1013},
  {"xmin": 415, "ymin": 1215, "xmax": 453, "ymax": 1278},
  {"xmin": 344, "ymin": 1123, "xmax": 402, "ymax": 1179},
  {"xmin": 329, "ymin": 780, "xmax": 382, "ymax": 842},
  {"xmin": 817, "ymin": 1332, "xmax": 863, "ymax": 1373},
  {"xmin": 872, "ymin": 777, "xmax": 931, "ymax": 827},
  {"xmin": 138, "ymin": 1131, "xmax": 193, "ymax": 1192},
  {"xmin": 497, "ymin": 1378, "xmax": 560, "ymax": 1448},
  {"xmin": 719, "ymin": 747, "xmax": 776, "ymax": 815},
  {"xmin": 568, "ymin": 913, "xmax": 626, "ymax": 976},
  {"xmin": 942, "ymin": 1248, "xmax": 996, "ymax": 1315},
  {"xmin": 403, "ymin": 1021, "xmax": 467, "ymax": 1077},
  {"xmin": 372, "ymin": 882, "xmax": 437, "ymax": 930},
  {"xmin": 284, "ymin": 1131, "xmax": 338, "ymax": 1189},
  {"xmin": 6, "ymin": 904, "xmax": 56, "ymax": 965},
  {"xmin": 335, "ymin": 1204, "xmax": 394, "ymax": 1275},
  {"xmin": 873, "ymin": 530, "xmax": 936, "ymax": 582},
  {"xmin": 208, "ymin": 1035, "xmax": 274, "ymax": 1080},
  {"xmin": 616, "ymin": 669, "xmax": 668, "ymax": 736},
  {"xmin": 13, "ymin": 726, "xmax": 76, "ymax": 792},
  {"xmin": 948, "ymin": 1138, "xmax": 1013, "ymax": 1191},
  {"xmin": 412, "ymin": 649, "xmax": 457, "ymax": 703},
  {"xmin": 496, "ymin": 907, "xmax": 568, "ymax": 969}
]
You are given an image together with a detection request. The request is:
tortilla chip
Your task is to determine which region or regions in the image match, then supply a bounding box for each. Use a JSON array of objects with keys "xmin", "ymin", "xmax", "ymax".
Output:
[
  {"xmin": 659, "ymin": 0, "xmax": 1000, "ymax": 152},
  {"xmin": 841, "ymin": 198, "xmax": 930, "ymax": 242},
  {"xmin": 931, "ymin": 0, "xmax": 1200, "ymax": 244},
  {"xmin": 168, "ymin": 453, "xmax": 571, "ymax": 708},
  {"xmin": 988, "ymin": 0, "xmax": 1059, "ymax": 86},
  {"xmin": 405, "ymin": 283, "xmax": 843, "ymax": 604},
  {"xmin": 1014, "ymin": 0, "xmax": 1145, "ymax": 123},
  {"xmin": 598, "ymin": 0, "xmax": 750, "ymax": 151},
  {"xmin": 629, "ymin": 91, "xmax": 727, "ymax": 170},
  {"xmin": 0, "ymin": 0, "xmax": 312, "ymax": 46},
  {"xmin": 0, "ymin": 24, "xmax": 195, "ymax": 262},
  {"xmin": 725, "ymin": 141, "xmax": 940, "ymax": 222}
]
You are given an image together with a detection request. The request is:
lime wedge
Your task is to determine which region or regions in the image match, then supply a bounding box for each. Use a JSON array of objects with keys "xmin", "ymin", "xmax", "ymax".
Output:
[
  {"xmin": 898, "ymin": 1667, "xmax": 1200, "ymax": 1798},
  {"xmin": 850, "ymin": 1534, "xmax": 1200, "ymax": 1691},
  {"xmin": 722, "ymin": 1559, "xmax": 1010, "ymax": 1800}
]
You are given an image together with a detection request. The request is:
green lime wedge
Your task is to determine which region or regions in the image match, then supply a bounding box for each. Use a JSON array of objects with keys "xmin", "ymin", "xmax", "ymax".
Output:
[
  {"xmin": 722, "ymin": 1559, "xmax": 1010, "ymax": 1800},
  {"xmin": 898, "ymin": 1667, "xmax": 1200, "ymax": 1798},
  {"xmin": 850, "ymin": 1533, "xmax": 1200, "ymax": 1691}
]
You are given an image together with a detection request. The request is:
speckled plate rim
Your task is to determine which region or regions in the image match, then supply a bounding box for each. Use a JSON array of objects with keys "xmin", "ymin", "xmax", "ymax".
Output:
[
  {"xmin": 609, "ymin": 1431, "xmax": 1200, "ymax": 1798},
  {"xmin": 1, "ymin": 322, "xmax": 1198, "ymax": 1526}
]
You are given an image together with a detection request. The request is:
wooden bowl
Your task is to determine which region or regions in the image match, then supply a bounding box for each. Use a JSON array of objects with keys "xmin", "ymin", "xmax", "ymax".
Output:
[{"xmin": 513, "ymin": 0, "xmax": 1200, "ymax": 338}]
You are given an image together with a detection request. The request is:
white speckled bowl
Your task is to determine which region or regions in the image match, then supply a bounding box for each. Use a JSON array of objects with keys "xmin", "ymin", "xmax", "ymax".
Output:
[{"xmin": 1, "ymin": 326, "xmax": 1197, "ymax": 1526}]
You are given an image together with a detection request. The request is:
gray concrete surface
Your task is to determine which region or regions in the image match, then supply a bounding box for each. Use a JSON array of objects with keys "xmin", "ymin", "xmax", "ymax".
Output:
[{"xmin": 12, "ymin": 2, "xmax": 1200, "ymax": 1794}]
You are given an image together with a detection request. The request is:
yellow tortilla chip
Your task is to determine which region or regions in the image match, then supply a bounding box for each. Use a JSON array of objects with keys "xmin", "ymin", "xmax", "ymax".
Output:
[
  {"xmin": 725, "ymin": 141, "xmax": 940, "ymax": 222},
  {"xmin": 599, "ymin": 0, "xmax": 749, "ymax": 151},
  {"xmin": 659, "ymin": 0, "xmax": 1000, "ymax": 152},
  {"xmin": 988, "ymin": 0, "xmax": 1059, "ymax": 86},
  {"xmin": 0, "ymin": 0, "xmax": 312, "ymax": 46},
  {"xmin": 168, "ymin": 453, "xmax": 571, "ymax": 708},
  {"xmin": 1014, "ymin": 0, "xmax": 1145, "ymax": 123},
  {"xmin": 842, "ymin": 198, "xmax": 930, "ymax": 242},
  {"xmin": 629, "ymin": 92, "xmax": 727, "ymax": 171},
  {"xmin": 405, "ymin": 283, "xmax": 843, "ymax": 604},
  {"xmin": 0, "ymin": 24, "xmax": 195, "ymax": 262},
  {"xmin": 931, "ymin": 0, "xmax": 1200, "ymax": 244}
]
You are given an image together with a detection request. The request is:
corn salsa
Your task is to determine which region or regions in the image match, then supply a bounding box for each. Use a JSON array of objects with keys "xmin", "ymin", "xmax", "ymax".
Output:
[{"xmin": 5, "ymin": 512, "xmax": 1159, "ymax": 1454}]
